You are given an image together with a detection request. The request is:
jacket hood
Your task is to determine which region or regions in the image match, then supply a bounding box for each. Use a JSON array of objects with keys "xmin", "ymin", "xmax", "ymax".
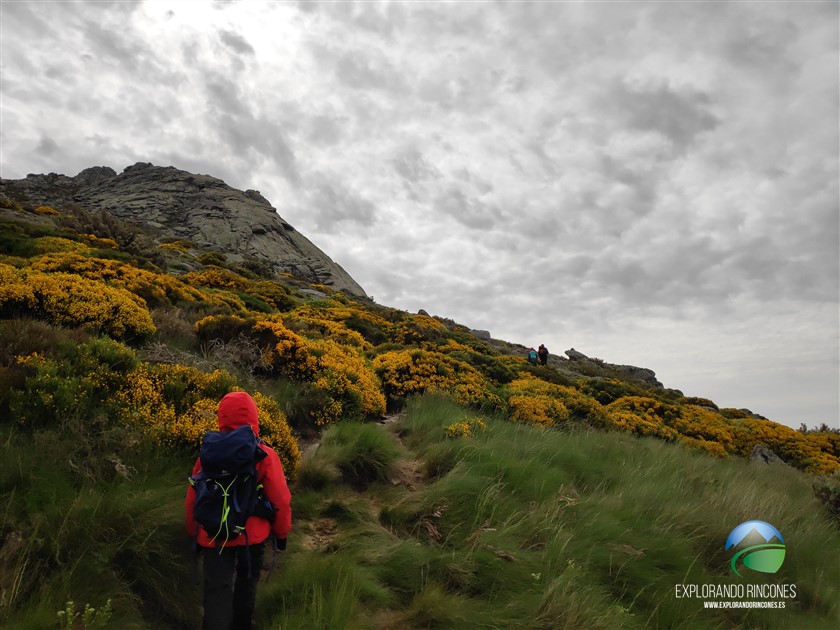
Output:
[{"xmin": 217, "ymin": 391, "xmax": 259, "ymax": 436}]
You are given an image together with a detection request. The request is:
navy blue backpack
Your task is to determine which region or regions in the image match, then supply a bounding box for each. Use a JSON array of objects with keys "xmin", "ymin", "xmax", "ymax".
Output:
[{"xmin": 190, "ymin": 425, "xmax": 268, "ymax": 546}]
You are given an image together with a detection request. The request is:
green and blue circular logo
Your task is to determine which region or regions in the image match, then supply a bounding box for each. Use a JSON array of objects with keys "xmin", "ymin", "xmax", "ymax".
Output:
[{"xmin": 725, "ymin": 520, "xmax": 786, "ymax": 578}]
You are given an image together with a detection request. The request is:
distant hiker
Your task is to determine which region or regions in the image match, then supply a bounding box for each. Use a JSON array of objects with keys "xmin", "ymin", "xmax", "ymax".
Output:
[
  {"xmin": 537, "ymin": 344, "xmax": 549, "ymax": 366},
  {"xmin": 528, "ymin": 347, "xmax": 538, "ymax": 366},
  {"xmin": 185, "ymin": 391, "xmax": 292, "ymax": 630}
]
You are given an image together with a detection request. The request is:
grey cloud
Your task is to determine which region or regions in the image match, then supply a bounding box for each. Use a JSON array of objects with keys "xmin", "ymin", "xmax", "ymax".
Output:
[
  {"xmin": 2, "ymin": 48, "xmax": 38, "ymax": 84},
  {"xmin": 334, "ymin": 49, "xmax": 407, "ymax": 93},
  {"xmin": 92, "ymin": 0, "xmax": 142, "ymax": 12},
  {"xmin": 295, "ymin": 0, "xmax": 320, "ymax": 15},
  {"xmin": 415, "ymin": 70, "xmax": 502, "ymax": 113},
  {"xmin": 577, "ymin": 234, "xmax": 732, "ymax": 311},
  {"xmin": 726, "ymin": 232, "xmax": 838, "ymax": 304},
  {"xmin": 306, "ymin": 175, "xmax": 378, "ymax": 232},
  {"xmin": 454, "ymin": 167, "xmax": 493, "ymax": 195},
  {"xmin": 614, "ymin": 82, "xmax": 719, "ymax": 151},
  {"xmin": 199, "ymin": 73, "xmax": 300, "ymax": 184},
  {"xmin": 319, "ymin": 0, "xmax": 406, "ymax": 38},
  {"xmin": 306, "ymin": 115, "xmax": 346, "ymax": 146},
  {"xmin": 351, "ymin": 2, "xmax": 406, "ymax": 38},
  {"xmin": 80, "ymin": 18, "xmax": 146, "ymax": 71},
  {"xmin": 562, "ymin": 254, "xmax": 596, "ymax": 277},
  {"xmin": 516, "ymin": 212, "xmax": 563, "ymax": 242},
  {"xmin": 434, "ymin": 188, "xmax": 501, "ymax": 231},
  {"xmin": 206, "ymin": 77, "xmax": 249, "ymax": 116},
  {"xmin": 73, "ymin": 14, "xmax": 186, "ymax": 91},
  {"xmin": 0, "ymin": 2, "xmax": 58, "ymax": 40},
  {"xmin": 214, "ymin": 114, "xmax": 300, "ymax": 186},
  {"xmin": 600, "ymin": 159, "xmax": 660, "ymax": 219},
  {"xmin": 36, "ymin": 136, "xmax": 59, "ymax": 156},
  {"xmin": 182, "ymin": 42, "xmax": 199, "ymax": 65},
  {"xmin": 392, "ymin": 148, "xmax": 440, "ymax": 183},
  {"xmin": 44, "ymin": 65, "xmax": 73, "ymax": 84},
  {"xmin": 723, "ymin": 15, "xmax": 799, "ymax": 70},
  {"xmin": 416, "ymin": 76, "xmax": 452, "ymax": 107},
  {"xmin": 219, "ymin": 29, "xmax": 255, "ymax": 56}
]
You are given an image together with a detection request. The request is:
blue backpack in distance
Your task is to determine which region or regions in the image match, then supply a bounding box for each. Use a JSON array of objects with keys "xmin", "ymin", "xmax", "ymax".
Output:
[{"xmin": 190, "ymin": 425, "xmax": 268, "ymax": 546}]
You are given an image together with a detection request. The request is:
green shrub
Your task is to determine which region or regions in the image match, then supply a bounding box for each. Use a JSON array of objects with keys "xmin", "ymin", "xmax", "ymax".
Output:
[
  {"xmin": 7, "ymin": 337, "xmax": 138, "ymax": 431},
  {"xmin": 682, "ymin": 396, "xmax": 719, "ymax": 409},
  {"xmin": 578, "ymin": 377, "xmax": 645, "ymax": 405},
  {"xmin": 813, "ymin": 470, "xmax": 840, "ymax": 525},
  {"xmin": 196, "ymin": 252, "xmax": 227, "ymax": 266},
  {"xmin": 0, "ymin": 226, "xmax": 38, "ymax": 258},
  {"xmin": 194, "ymin": 314, "xmax": 254, "ymax": 344},
  {"xmin": 234, "ymin": 290, "xmax": 274, "ymax": 313},
  {"xmin": 0, "ymin": 196, "xmax": 23, "ymax": 210},
  {"xmin": 345, "ymin": 314, "xmax": 389, "ymax": 346}
]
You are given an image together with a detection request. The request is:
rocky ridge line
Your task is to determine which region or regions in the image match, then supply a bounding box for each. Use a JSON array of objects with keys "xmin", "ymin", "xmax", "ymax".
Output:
[{"xmin": 0, "ymin": 163, "xmax": 367, "ymax": 296}]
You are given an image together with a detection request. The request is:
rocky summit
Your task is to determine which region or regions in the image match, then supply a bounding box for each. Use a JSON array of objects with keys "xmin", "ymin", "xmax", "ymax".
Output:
[{"xmin": 0, "ymin": 163, "xmax": 367, "ymax": 296}]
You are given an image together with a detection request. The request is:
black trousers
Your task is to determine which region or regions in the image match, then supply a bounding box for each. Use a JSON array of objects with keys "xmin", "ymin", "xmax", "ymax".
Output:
[{"xmin": 202, "ymin": 542, "xmax": 266, "ymax": 630}]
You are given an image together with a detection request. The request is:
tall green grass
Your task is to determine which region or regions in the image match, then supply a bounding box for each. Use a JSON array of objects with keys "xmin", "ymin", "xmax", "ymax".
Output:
[
  {"xmin": 272, "ymin": 394, "xmax": 839, "ymax": 629},
  {"xmin": 3, "ymin": 391, "xmax": 837, "ymax": 628},
  {"xmin": 0, "ymin": 428, "xmax": 199, "ymax": 629}
]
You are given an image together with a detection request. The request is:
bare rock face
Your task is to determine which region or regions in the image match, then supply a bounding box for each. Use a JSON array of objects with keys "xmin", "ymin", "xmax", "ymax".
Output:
[
  {"xmin": 565, "ymin": 347, "xmax": 662, "ymax": 388},
  {"xmin": 0, "ymin": 163, "xmax": 366, "ymax": 296},
  {"xmin": 750, "ymin": 444, "xmax": 786, "ymax": 466},
  {"xmin": 565, "ymin": 348, "xmax": 589, "ymax": 361}
]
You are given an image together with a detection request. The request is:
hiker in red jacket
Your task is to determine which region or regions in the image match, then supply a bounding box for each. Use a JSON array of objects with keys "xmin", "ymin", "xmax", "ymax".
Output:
[{"xmin": 185, "ymin": 391, "xmax": 292, "ymax": 630}]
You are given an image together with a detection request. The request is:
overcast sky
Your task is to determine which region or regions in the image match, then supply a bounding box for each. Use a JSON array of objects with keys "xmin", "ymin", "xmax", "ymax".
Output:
[{"xmin": 1, "ymin": 0, "xmax": 837, "ymax": 429}]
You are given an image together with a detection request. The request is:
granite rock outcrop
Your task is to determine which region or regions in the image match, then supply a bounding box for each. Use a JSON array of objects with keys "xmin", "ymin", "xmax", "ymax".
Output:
[{"xmin": 0, "ymin": 163, "xmax": 366, "ymax": 296}]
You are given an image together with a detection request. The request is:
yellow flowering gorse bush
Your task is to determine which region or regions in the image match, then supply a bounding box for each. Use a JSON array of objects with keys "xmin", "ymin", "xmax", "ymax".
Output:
[
  {"xmin": 446, "ymin": 417, "xmax": 488, "ymax": 439},
  {"xmin": 394, "ymin": 314, "xmax": 446, "ymax": 346},
  {"xmin": 605, "ymin": 396, "xmax": 839, "ymax": 473},
  {"xmin": 372, "ymin": 349, "xmax": 501, "ymax": 409},
  {"xmin": 81, "ymin": 234, "xmax": 119, "ymax": 249},
  {"xmin": 507, "ymin": 376, "xmax": 607, "ymax": 426},
  {"xmin": 30, "ymin": 252, "xmax": 209, "ymax": 307},
  {"xmin": 116, "ymin": 363, "xmax": 300, "ymax": 477},
  {"xmin": 284, "ymin": 307, "xmax": 371, "ymax": 350},
  {"xmin": 34, "ymin": 237, "xmax": 91, "ymax": 254},
  {"xmin": 0, "ymin": 263, "xmax": 155, "ymax": 338},
  {"xmin": 183, "ymin": 266, "xmax": 250, "ymax": 291},
  {"xmin": 251, "ymin": 317, "xmax": 384, "ymax": 425}
]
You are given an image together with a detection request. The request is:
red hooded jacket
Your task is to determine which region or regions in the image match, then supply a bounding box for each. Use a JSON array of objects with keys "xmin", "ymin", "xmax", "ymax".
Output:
[{"xmin": 185, "ymin": 392, "xmax": 292, "ymax": 547}]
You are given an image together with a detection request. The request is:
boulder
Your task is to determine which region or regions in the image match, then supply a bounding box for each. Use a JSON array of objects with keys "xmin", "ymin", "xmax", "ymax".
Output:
[
  {"xmin": 750, "ymin": 445, "xmax": 785, "ymax": 466},
  {"xmin": 73, "ymin": 166, "xmax": 117, "ymax": 186},
  {"xmin": 565, "ymin": 348, "xmax": 589, "ymax": 361}
]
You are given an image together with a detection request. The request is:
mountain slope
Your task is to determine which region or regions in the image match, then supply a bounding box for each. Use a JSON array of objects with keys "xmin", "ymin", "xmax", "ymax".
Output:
[
  {"xmin": 0, "ymin": 168, "xmax": 839, "ymax": 629},
  {"xmin": 0, "ymin": 163, "xmax": 366, "ymax": 295}
]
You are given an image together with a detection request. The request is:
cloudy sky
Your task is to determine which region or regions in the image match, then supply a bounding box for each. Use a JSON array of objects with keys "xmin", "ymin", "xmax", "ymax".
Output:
[{"xmin": 1, "ymin": 0, "xmax": 837, "ymax": 429}]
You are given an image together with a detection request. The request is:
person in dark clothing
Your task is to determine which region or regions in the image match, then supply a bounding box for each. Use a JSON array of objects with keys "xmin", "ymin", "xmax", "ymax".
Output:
[
  {"xmin": 186, "ymin": 392, "xmax": 292, "ymax": 630},
  {"xmin": 202, "ymin": 543, "xmax": 267, "ymax": 630},
  {"xmin": 537, "ymin": 344, "xmax": 549, "ymax": 366}
]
